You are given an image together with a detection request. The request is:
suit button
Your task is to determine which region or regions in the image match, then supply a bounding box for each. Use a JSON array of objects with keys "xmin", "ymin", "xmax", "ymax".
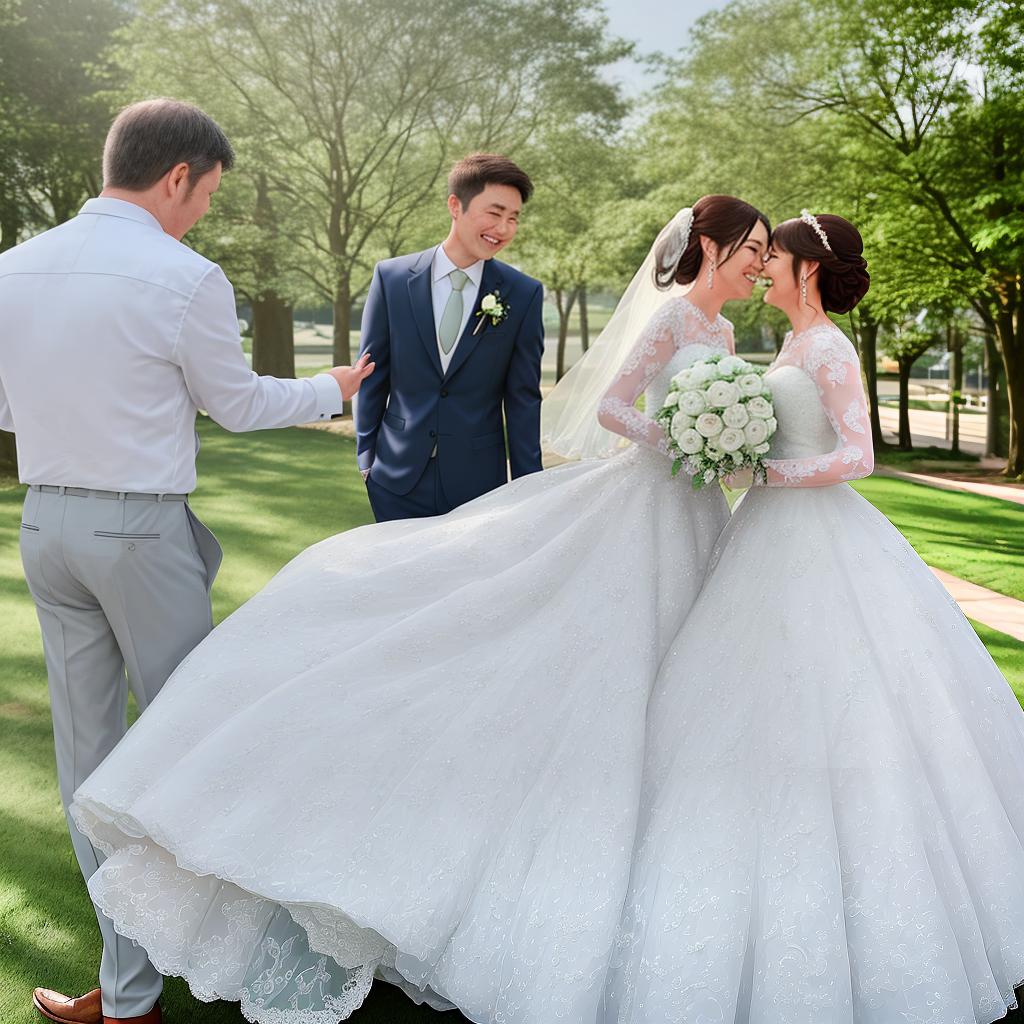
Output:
[
  {"xmin": 441, "ymin": 389, "xmax": 449, "ymax": 398},
  {"xmin": 429, "ymin": 430, "xmax": 437, "ymax": 438}
]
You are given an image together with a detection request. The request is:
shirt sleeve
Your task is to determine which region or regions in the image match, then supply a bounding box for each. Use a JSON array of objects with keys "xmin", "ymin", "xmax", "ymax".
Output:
[
  {"xmin": 596, "ymin": 302, "xmax": 680, "ymax": 455},
  {"xmin": 175, "ymin": 266, "xmax": 342, "ymax": 432},
  {"xmin": 764, "ymin": 331, "xmax": 874, "ymax": 487}
]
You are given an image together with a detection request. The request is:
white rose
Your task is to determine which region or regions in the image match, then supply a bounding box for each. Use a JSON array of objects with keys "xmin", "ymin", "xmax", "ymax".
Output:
[
  {"xmin": 661, "ymin": 390, "xmax": 680, "ymax": 408},
  {"xmin": 705, "ymin": 380, "xmax": 741, "ymax": 408},
  {"xmin": 677, "ymin": 390, "xmax": 707, "ymax": 416},
  {"xmin": 673, "ymin": 411, "xmax": 696, "ymax": 433},
  {"xmin": 717, "ymin": 355, "xmax": 746, "ymax": 376},
  {"xmin": 755, "ymin": 442, "xmax": 771, "ymax": 454},
  {"xmin": 695, "ymin": 412, "xmax": 724, "ymax": 438},
  {"xmin": 672, "ymin": 368, "xmax": 699, "ymax": 391},
  {"xmin": 744, "ymin": 418, "xmax": 769, "ymax": 446},
  {"xmin": 746, "ymin": 396, "xmax": 773, "ymax": 419},
  {"xmin": 722, "ymin": 404, "xmax": 750, "ymax": 429},
  {"xmin": 678, "ymin": 428, "xmax": 705, "ymax": 454},
  {"xmin": 703, "ymin": 468, "xmax": 718, "ymax": 484},
  {"xmin": 766, "ymin": 416, "xmax": 778, "ymax": 435},
  {"xmin": 691, "ymin": 362, "xmax": 717, "ymax": 384},
  {"xmin": 670, "ymin": 411, "xmax": 694, "ymax": 439},
  {"xmin": 718, "ymin": 427, "xmax": 746, "ymax": 453},
  {"xmin": 481, "ymin": 294, "xmax": 497, "ymax": 311},
  {"xmin": 737, "ymin": 373, "xmax": 764, "ymax": 397}
]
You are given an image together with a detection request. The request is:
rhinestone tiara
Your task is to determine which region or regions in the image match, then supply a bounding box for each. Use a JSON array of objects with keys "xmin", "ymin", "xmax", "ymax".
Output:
[{"xmin": 800, "ymin": 209, "xmax": 832, "ymax": 252}]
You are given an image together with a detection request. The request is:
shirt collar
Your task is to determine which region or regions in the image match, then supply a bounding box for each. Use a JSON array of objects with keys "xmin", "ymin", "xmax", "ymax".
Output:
[
  {"xmin": 79, "ymin": 197, "xmax": 165, "ymax": 233},
  {"xmin": 432, "ymin": 243, "xmax": 484, "ymax": 288}
]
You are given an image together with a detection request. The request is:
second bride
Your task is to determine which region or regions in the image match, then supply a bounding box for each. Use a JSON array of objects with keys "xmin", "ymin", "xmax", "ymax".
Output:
[{"xmin": 70, "ymin": 196, "xmax": 769, "ymax": 1023}]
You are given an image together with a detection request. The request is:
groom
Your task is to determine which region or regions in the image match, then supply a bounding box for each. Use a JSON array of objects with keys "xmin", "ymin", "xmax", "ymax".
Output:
[{"xmin": 356, "ymin": 153, "xmax": 545, "ymax": 521}]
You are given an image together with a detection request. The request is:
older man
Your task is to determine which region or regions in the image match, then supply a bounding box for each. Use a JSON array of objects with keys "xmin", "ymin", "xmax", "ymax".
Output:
[{"xmin": 0, "ymin": 98, "xmax": 372, "ymax": 1024}]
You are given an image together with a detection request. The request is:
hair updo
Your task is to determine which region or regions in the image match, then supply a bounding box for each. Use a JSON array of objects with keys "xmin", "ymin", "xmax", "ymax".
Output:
[
  {"xmin": 770, "ymin": 214, "xmax": 870, "ymax": 314},
  {"xmin": 654, "ymin": 194, "xmax": 770, "ymax": 290}
]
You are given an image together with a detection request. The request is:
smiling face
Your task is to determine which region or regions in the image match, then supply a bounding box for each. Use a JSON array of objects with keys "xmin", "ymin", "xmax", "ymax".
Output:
[
  {"xmin": 446, "ymin": 183, "xmax": 522, "ymax": 265},
  {"xmin": 710, "ymin": 219, "xmax": 769, "ymax": 300},
  {"xmin": 762, "ymin": 243, "xmax": 816, "ymax": 313}
]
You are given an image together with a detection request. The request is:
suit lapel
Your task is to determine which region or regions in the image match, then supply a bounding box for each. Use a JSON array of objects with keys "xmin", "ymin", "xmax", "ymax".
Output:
[
  {"xmin": 443, "ymin": 259, "xmax": 504, "ymax": 382},
  {"xmin": 407, "ymin": 247, "xmax": 444, "ymax": 379}
]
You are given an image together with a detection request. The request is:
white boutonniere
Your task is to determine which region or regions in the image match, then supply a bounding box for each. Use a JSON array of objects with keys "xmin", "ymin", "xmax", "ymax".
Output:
[{"xmin": 473, "ymin": 290, "xmax": 510, "ymax": 334}]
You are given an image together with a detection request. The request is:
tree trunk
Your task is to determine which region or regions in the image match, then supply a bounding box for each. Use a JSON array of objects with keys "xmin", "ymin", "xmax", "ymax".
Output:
[
  {"xmin": 0, "ymin": 430, "xmax": 17, "ymax": 474},
  {"xmin": 579, "ymin": 284, "xmax": 590, "ymax": 353},
  {"xmin": 554, "ymin": 287, "xmax": 579, "ymax": 382},
  {"xmin": 252, "ymin": 291, "xmax": 295, "ymax": 377},
  {"xmin": 0, "ymin": 209, "xmax": 20, "ymax": 252},
  {"xmin": 332, "ymin": 277, "xmax": 352, "ymax": 367},
  {"xmin": 897, "ymin": 358, "xmax": 913, "ymax": 449},
  {"xmin": 985, "ymin": 331, "xmax": 1007, "ymax": 459},
  {"xmin": 858, "ymin": 315, "xmax": 886, "ymax": 452},
  {"xmin": 950, "ymin": 323, "xmax": 963, "ymax": 456},
  {"xmin": 1005, "ymin": 350, "xmax": 1024, "ymax": 478},
  {"xmin": 994, "ymin": 313, "xmax": 1023, "ymax": 477}
]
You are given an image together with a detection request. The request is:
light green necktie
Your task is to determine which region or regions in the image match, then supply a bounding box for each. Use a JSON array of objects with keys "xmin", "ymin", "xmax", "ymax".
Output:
[{"xmin": 439, "ymin": 269, "xmax": 470, "ymax": 354}]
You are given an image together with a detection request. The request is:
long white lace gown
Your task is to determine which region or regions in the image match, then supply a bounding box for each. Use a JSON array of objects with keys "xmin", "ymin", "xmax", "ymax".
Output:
[
  {"xmin": 70, "ymin": 297, "xmax": 731, "ymax": 1024},
  {"xmin": 603, "ymin": 323, "xmax": 1024, "ymax": 1024}
]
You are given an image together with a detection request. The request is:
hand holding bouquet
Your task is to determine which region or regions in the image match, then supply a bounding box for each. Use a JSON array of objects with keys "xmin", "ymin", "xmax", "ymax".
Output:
[{"xmin": 655, "ymin": 354, "xmax": 777, "ymax": 490}]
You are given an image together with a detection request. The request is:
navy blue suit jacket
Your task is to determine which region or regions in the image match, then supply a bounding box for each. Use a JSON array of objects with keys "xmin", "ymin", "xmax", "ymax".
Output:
[{"xmin": 355, "ymin": 246, "xmax": 545, "ymax": 509}]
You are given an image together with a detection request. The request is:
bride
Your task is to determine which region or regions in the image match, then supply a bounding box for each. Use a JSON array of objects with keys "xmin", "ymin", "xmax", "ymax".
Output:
[
  {"xmin": 69, "ymin": 197, "xmax": 770, "ymax": 1023},
  {"xmin": 602, "ymin": 212, "xmax": 1024, "ymax": 1024}
]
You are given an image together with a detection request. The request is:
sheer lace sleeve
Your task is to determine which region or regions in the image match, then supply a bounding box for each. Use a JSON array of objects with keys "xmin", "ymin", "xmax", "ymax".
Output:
[
  {"xmin": 596, "ymin": 302, "xmax": 681, "ymax": 455},
  {"xmin": 765, "ymin": 327, "xmax": 874, "ymax": 487}
]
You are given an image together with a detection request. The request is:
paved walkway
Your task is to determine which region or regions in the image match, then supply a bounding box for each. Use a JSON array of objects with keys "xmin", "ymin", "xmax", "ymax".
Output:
[
  {"xmin": 874, "ymin": 465, "xmax": 1024, "ymax": 506},
  {"xmin": 931, "ymin": 569, "xmax": 1024, "ymax": 642}
]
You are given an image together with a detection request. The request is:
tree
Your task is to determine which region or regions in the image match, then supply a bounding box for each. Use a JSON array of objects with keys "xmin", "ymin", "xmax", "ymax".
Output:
[
  {"xmin": 116, "ymin": 0, "xmax": 628, "ymax": 377},
  {"xmin": 777, "ymin": 0, "xmax": 1024, "ymax": 475},
  {"xmin": 882, "ymin": 314, "xmax": 939, "ymax": 449}
]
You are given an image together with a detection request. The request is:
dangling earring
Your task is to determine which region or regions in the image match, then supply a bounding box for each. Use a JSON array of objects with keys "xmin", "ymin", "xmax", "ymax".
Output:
[
  {"xmin": 706, "ymin": 260, "xmax": 716, "ymax": 290},
  {"xmin": 800, "ymin": 274, "xmax": 807, "ymax": 304}
]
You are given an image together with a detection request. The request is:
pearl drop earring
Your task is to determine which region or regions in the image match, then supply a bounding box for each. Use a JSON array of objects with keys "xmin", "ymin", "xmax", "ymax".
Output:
[
  {"xmin": 800, "ymin": 274, "xmax": 808, "ymax": 304},
  {"xmin": 706, "ymin": 260, "xmax": 716, "ymax": 290}
]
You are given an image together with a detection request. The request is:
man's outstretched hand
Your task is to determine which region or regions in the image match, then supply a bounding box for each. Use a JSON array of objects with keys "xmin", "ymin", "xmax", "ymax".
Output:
[{"xmin": 328, "ymin": 353, "xmax": 375, "ymax": 400}]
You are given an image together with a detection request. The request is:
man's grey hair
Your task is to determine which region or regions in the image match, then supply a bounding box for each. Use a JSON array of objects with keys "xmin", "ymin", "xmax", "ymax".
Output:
[{"xmin": 103, "ymin": 98, "xmax": 235, "ymax": 191}]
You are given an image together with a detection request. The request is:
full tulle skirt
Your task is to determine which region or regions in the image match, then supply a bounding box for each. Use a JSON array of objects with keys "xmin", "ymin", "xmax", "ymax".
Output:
[
  {"xmin": 603, "ymin": 484, "xmax": 1024, "ymax": 1024},
  {"xmin": 71, "ymin": 446, "xmax": 728, "ymax": 1024}
]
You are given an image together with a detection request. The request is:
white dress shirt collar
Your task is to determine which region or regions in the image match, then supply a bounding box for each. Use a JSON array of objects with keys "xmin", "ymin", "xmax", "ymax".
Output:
[
  {"xmin": 79, "ymin": 197, "xmax": 165, "ymax": 234},
  {"xmin": 431, "ymin": 244, "xmax": 484, "ymax": 288}
]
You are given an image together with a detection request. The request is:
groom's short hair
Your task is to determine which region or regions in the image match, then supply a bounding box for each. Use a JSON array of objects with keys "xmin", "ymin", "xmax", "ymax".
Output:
[
  {"xmin": 448, "ymin": 153, "xmax": 533, "ymax": 209},
  {"xmin": 103, "ymin": 98, "xmax": 236, "ymax": 192}
]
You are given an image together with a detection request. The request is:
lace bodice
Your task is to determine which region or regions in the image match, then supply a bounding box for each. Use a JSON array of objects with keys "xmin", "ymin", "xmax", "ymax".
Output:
[
  {"xmin": 763, "ymin": 323, "xmax": 874, "ymax": 486},
  {"xmin": 597, "ymin": 297, "xmax": 734, "ymax": 454}
]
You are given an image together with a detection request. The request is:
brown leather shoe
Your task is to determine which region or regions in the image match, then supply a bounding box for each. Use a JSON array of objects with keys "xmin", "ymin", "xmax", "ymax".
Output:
[
  {"xmin": 32, "ymin": 988, "xmax": 102, "ymax": 1024},
  {"xmin": 102, "ymin": 1006, "xmax": 161, "ymax": 1024}
]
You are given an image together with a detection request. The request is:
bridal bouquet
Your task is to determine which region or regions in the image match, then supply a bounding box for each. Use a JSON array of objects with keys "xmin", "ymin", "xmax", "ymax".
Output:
[{"xmin": 656, "ymin": 354, "xmax": 777, "ymax": 490}]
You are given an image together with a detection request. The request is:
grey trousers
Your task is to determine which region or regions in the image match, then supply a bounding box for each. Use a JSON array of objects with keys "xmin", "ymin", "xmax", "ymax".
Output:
[{"xmin": 19, "ymin": 487, "xmax": 222, "ymax": 1018}]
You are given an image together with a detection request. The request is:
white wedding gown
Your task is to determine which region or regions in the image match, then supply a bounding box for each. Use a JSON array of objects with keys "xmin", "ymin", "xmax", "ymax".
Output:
[
  {"xmin": 70, "ymin": 298, "xmax": 733, "ymax": 1024},
  {"xmin": 603, "ymin": 323, "xmax": 1024, "ymax": 1024}
]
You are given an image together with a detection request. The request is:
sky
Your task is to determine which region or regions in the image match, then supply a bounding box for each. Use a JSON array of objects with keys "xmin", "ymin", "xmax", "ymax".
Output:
[{"xmin": 602, "ymin": 0, "xmax": 726, "ymax": 93}]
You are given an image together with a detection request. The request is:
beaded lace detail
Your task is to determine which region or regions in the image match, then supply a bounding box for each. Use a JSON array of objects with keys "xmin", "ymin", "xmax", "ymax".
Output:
[
  {"xmin": 597, "ymin": 298, "xmax": 734, "ymax": 454},
  {"xmin": 764, "ymin": 323, "xmax": 874, "ymax": 486}
]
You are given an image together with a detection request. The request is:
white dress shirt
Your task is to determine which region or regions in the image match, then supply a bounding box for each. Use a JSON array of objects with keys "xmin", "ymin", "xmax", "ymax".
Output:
[
  {"xmin": 0, "ymin": 198, "xmax": 342, "ymax": 493},
  {"xmin": 430, "ymin": 244, "xmax": 484, "ymax": 374}
]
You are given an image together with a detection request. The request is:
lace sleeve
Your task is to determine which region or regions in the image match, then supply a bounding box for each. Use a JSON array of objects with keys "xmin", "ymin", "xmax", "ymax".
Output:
[
  {"xmin": 596, "ymin": 303, "xmax": 680, "ymax": 455},
  {"xmin": 765, "ymin": 329, "xmax": 874, "ymax": 487}
]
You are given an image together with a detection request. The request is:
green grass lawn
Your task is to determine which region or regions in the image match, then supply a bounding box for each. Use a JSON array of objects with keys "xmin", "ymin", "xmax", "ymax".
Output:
[
  {"xmin": 854, "ymin": 475, "xmax": 1024, "ymax": 602},
  {"xmin": 0, "ymin": 420, "xmax": 1021, "ymax": 1024}
]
